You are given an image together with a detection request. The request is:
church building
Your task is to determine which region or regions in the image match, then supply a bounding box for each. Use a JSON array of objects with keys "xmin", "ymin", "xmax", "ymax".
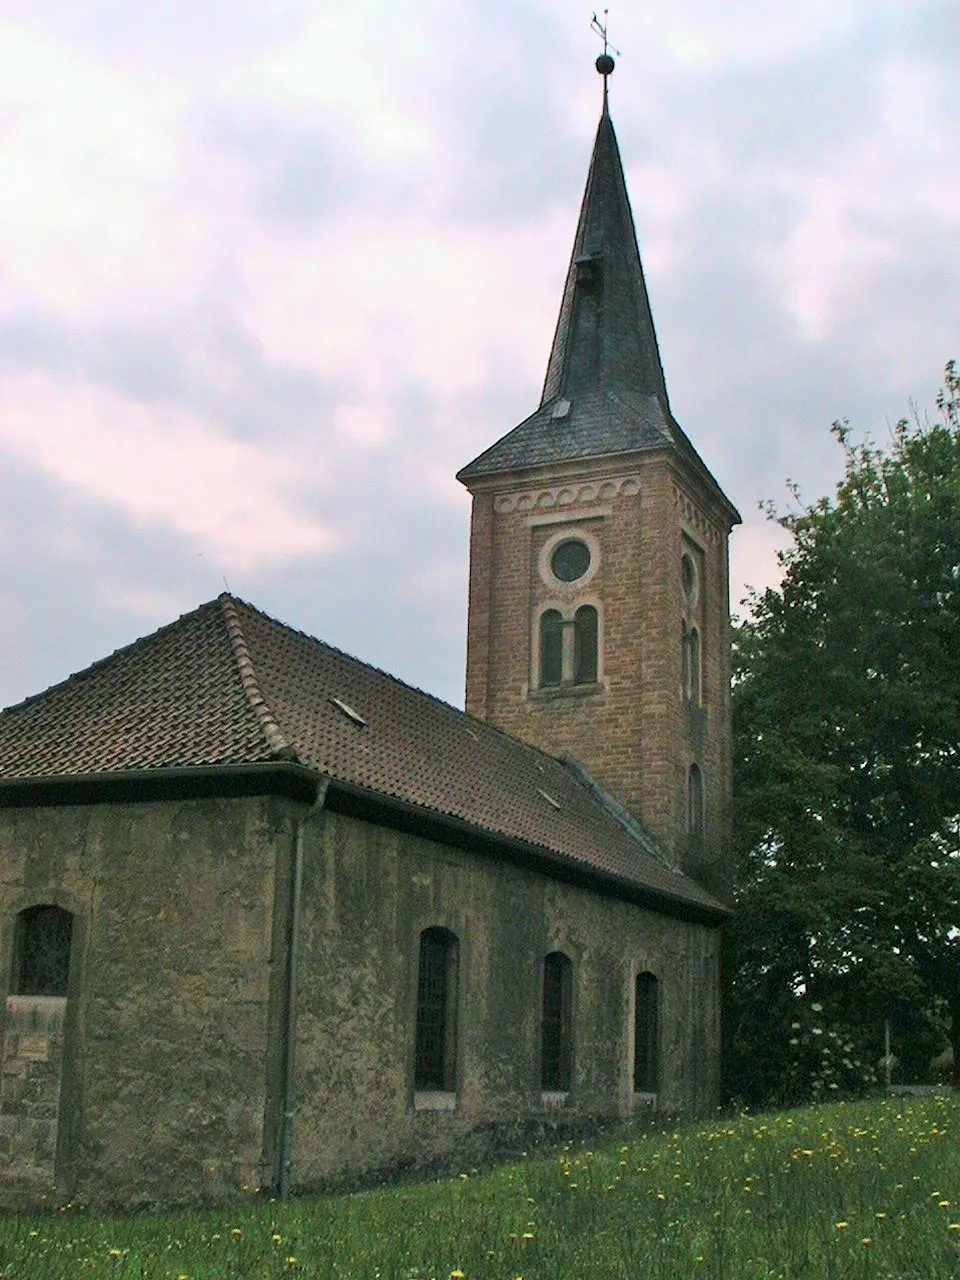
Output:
[{"xmin": 0, "ymin": 59, "xmax": 738, "ymax": 1207}]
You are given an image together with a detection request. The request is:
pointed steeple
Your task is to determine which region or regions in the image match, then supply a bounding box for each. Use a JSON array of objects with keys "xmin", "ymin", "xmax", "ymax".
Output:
[
  {"xmin": 459, "ymin": 61, "xmax": 736, "ymax": 526},
  {"xmin": 539, "ymin": 97, "xmax": 670, "ymax": 412}
]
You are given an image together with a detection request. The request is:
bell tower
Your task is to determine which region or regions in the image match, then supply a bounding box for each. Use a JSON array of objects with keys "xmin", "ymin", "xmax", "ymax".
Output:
[{"xmin": 457, "ymin": 55, "xmax": 740, "ymax": 894}]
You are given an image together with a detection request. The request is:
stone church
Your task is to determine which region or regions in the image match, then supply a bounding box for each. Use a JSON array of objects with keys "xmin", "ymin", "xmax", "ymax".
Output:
[{"xmin": 0, "ymin": 64, "xmax": 738, "ymax": 1207}]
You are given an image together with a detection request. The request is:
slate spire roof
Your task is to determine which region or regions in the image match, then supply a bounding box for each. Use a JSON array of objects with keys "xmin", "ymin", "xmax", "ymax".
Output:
[
  {"xmin": 458, "ymin": 93, "xmax": 739, "ymax": 523},
  {"xmin": 0, "ymin": 595, "xmax": 724, "ymax": 919}
]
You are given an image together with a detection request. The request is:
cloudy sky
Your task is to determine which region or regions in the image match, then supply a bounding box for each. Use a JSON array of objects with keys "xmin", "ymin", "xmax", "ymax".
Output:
[{"xmin": 1, "ymin": 0, "xmax": 957, "ymax": 712}]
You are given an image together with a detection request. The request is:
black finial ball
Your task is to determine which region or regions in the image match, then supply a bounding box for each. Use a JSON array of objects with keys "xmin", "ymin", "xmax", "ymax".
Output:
[{"xmin": 596, "ymin": 53, "xmax": 615, "ymax": 77}]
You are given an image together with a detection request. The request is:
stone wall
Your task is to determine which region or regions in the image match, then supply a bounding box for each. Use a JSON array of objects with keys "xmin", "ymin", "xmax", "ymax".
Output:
[
  {"xmin": 0, "ymin": 995, "xmax": 67, "ymax": 1198},
  {"xmin": 291, "ymin": 809, "xmax": 721, "ymax": 1191},
  {"xmin": 0, "ymin": 795, "xmax": 291, "ymax": 1207},
  {"xmin": 0, "ymin": 792, "xmax": 722, "ymax": 1207}
]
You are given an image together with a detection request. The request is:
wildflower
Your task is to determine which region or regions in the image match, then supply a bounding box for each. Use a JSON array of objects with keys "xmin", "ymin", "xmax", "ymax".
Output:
[
  {"xmin": 835, "ymin": 1221, "xmax": 849, "ymax": 1231},
  {"xmin": 231, "ymin": 1229, "xmax": 242, "ymax": 1239},
  {"xmin": 272, "ymin": 1234, "xmax": 283, "ymax": 1246},
  {"xmin": 109, "ymin": 1250, "xmax": 122, "ymax": 1259},
  {"xmin": 949, "ymin": 1224, "xmax": 960, "ymax": 1233},
  {"xmin": 939, "ymin": 1201, "xmax": 951, "ymax": 1210},
  {"xmin": 811, "ymin": 1002, "xmax": 823, "ymax": 1012},
  {"xmin": 450, "ymin": 1272, "xmax": 466, "ymax": 1280},
  {"xmin": 861, "ymin": 1238, "xmax": 871, "ymax": 1247},
  {"xmin": 521, "ymin": 1232, "xmax": 534, "ymax": 1241},
  {"xmin": 875, "ymin": 1212, "xmax": 887, "ymax": 1220},
  {"xmin": 286, "ymin": 1259, "xmax": 299, "ymax": 1270}
]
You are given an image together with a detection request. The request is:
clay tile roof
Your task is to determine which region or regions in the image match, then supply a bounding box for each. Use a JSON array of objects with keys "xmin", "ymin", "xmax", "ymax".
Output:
[{"xmin": 0, "ymin": 595, "xmax": 725, "ymax": 917}]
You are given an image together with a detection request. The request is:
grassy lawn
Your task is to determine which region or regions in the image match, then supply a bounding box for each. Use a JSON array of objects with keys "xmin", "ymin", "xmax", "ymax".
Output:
[{"xmin": 1, "ymin": 1094, "xmax": 957, "ymax": 1279}]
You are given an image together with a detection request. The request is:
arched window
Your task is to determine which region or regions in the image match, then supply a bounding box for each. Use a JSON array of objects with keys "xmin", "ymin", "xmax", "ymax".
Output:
[
  {"xmin": 539, "ymin": 610, "xmax": 563, "ymax": 688},
  {"xmin": 414, "ymin": 928, "xmax": 459, "ymax": 1092},
  {"xmin": 12, "ymin": 905, "xmax": 73, "ymax": 997},
  {"xmin": 573, "ymin": 606, "xmax": 598, "ymax": 684},
  {"xmin": 688, "ymin": 627, "xmax": 701, "ymax": 705},
  {"xmin": 634, "ymin": 972, "xmax": 659, "ymax": 1092},
  {"xmin": 688, "ymin": 764, "xmax": 704, "ymax": 851},
  {"xmin": 541, "ymin": 952, "xmax": 573, "ymax": 1092}
]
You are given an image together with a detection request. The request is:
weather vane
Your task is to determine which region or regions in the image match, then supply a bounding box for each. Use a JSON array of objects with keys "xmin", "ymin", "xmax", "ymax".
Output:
[{"xmin": 591, "ymin": 10, "xmax": 620, "ymax": 103}]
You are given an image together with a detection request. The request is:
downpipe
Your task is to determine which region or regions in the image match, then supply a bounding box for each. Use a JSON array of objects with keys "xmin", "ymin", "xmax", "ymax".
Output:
[{"xmin": 278, "ymin": 776, "xmax": 329, "ymax": 1199}]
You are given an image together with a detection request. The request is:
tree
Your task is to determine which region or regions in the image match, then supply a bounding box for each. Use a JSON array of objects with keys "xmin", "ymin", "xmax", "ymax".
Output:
[{"xmin": 725, "ymin": 362, "xmax": 960, "ymax": 1106}]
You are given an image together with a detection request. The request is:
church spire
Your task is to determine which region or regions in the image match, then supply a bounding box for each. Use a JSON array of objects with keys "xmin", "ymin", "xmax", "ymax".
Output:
[
  {"xmin": 458, "ymin": 51, "xmax": 738, "ymax": 527},
  {"xmin": 539, "ymin": 67, "xmax": 670, "ymax": 412}
]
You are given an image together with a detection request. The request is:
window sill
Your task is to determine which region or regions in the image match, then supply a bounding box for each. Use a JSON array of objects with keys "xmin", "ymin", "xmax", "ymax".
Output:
[
  {"xmin": 529, "ymin": 681, "xmax": 605, "ymax": 703},
  {"xmin": 414, "ymin": 1091, "xmax": 457, "ymax": 1112},
  {"xmin": 541, "ymin": 1090, "xmax": 570, "ymax": 1109}
]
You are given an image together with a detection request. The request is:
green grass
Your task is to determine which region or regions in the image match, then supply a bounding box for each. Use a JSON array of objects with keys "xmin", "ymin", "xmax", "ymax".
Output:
[{"xmin": 2, "ymin": 1094, "xmax": 958, "ymax": 1279}]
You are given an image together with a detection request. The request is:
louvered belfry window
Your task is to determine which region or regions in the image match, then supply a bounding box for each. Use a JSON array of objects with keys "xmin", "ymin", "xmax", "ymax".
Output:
[
  {"xmin": 414, "ymin": 928, "xmax": 458, "ymax": 1091},
  {"xmin": 541, "ymin": 951, "xmax": 573, "ymax": 1091},
  {"xmin": 13, "ymin": 905, "xmax": 74, "ymax": 997}
]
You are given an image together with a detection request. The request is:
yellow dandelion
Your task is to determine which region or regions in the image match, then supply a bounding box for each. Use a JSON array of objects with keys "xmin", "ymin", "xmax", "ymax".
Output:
[
  {"xmin": 875, "ymin": 1212, "xmax": 887, "ymax": 1220},
  {"xmin": 272, "ymin": 1233, "xmax": 282, "ymax": 1246},
  {"xmin": 108, "ymin": 1249, "xmax": 122, "ymax": 1259},
  {"xmin": 521, "ymin": 1232, "xmax": 534, "ymax": 1241},
  {"xmin": 949, "ymin": 1223, "xmax": 960, "ymax": 1234},
  {"xmin": 939, "ymin": 1201, "xmax": 951, "ymax": 1210},
  {"xmin": 835, "ymin": 1221, "xmax": 849, "ymax": 1231},
  {"xmin": 450, "ymin": 1271, "xmax": 466, "ymax": 1280},
  {"xmin": 861, "ymin": 1238, "xmax": 871, "ymax": 1247},
  {"xmin": 231, "ymin": 1228, "xmax": 242, "ymax": 1238},
  {"xmin": 285, "ymin": 1258, "xmax": 298, "ymax": 1270}
]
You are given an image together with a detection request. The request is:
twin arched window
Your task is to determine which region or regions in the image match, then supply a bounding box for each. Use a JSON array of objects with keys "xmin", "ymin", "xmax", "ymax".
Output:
[{"xmin": 539, "ymin": 607, "xmax": 598, "ymax": 688}]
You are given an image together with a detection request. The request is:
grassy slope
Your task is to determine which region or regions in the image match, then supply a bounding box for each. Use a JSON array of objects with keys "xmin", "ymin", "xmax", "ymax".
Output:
[{"xmin": 1, "ymin": 1095, "xmax": 958, "ymax": 1279}]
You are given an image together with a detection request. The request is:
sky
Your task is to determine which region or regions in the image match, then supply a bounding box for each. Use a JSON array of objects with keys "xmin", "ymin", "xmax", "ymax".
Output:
[{"xmin": 1, "ymin": 0, "xmax": 957, "ymax": 712}]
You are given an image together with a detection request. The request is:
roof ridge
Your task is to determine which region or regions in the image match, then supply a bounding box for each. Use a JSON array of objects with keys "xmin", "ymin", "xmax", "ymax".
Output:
[{"xmin": 218, "ymin": 594, "xmax": 298, "ymax": 762}]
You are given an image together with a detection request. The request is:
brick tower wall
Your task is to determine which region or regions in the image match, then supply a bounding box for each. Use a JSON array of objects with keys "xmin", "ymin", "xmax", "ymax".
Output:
[{"xmin": 464, "ymin": 457, "xmax": 733, "ymax": 887}]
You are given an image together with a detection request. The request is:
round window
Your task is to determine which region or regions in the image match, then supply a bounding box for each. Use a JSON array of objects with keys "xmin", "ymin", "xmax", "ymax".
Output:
[
  {"xmin": 551, "ymin": 539, "xmax": 591, "ymax": 582},
  {"xmin": 681, "ymin": 552, "xmax": 697, "ymax": 602}
]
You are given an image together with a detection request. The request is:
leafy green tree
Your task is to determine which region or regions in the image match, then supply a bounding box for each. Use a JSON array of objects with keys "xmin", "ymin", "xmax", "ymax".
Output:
[{"xmin": 725, "ymin": 362, "xmax": 960, "ymax": 1107}]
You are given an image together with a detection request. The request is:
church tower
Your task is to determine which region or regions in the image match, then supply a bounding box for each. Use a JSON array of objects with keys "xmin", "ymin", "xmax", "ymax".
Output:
[{"xmin": 457, "ymin": 57, "xmax": 740, "ymax": 895}]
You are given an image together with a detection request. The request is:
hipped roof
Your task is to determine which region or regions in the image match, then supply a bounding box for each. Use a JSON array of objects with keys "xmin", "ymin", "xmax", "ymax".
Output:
[{"xmin": 0, "ymin": 595, "xmax": 725, "ymax": 919}]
